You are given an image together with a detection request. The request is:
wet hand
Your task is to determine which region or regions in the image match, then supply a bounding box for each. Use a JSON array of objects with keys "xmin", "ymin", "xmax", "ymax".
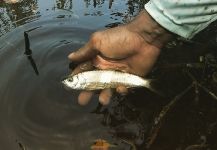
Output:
[{"xmin": 68, "ymin": 10, "xmax": 172, "ymax": 105}]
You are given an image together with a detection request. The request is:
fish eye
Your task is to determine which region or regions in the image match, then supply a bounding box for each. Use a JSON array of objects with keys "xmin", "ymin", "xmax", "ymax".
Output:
[{"xmin": 67, "ymin": 78, "xmax": 73, "ymax": 82}]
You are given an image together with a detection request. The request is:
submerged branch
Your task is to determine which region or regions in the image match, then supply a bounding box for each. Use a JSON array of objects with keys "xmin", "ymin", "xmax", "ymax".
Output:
[{"xmin": 146, "ymin": 83, "xmax": 194, "ymax": 149}]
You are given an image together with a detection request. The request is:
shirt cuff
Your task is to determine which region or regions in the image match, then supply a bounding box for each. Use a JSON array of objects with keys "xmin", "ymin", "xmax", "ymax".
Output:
[{"xmin": 145, "ymin": 1, "xmax": 217, "ymax": 39}]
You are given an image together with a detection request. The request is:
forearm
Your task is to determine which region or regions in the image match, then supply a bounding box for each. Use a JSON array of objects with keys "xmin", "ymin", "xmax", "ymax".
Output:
[
  {"xmin": 145, "ymin": 0, "xmax": 217, "ymax": 39},
  {"xmin": 126, "ymin": 10, "xmax": 173, "ymax": 49}
]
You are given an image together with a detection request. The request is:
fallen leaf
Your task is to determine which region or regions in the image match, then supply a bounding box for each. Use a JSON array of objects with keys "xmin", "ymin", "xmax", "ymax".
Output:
[
  {"xmin": 91, "ymin": 139, "xmax": 116, "ymax": 150},
  {"xmin": 3, "ymin": 0, "xmax": 22, "ymax": 4}
]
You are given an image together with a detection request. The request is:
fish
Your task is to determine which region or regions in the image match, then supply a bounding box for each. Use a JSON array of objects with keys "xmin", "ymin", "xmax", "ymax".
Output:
[{"xmin": 62, "ymin": 70, "xmax": 152, "ymax": 91}]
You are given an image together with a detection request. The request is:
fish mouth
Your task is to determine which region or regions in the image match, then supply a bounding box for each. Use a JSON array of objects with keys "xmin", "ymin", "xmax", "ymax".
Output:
[
  {"xmin": 60, "ymin": 75, "xmax": 71, "ymax": 90},
  {"xmin": 60, "ymin": 75, "xmax": 70, "ymax": 81},
  {"xmin": 61, "ymin": 80, "xmax": 72, "ymax": 91}
]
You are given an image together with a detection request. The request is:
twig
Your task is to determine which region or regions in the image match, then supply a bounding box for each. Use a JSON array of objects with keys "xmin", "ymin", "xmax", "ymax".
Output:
[
  {"xmin": 186, "ymin": 70, "xmax": 217, "ymax": 101},
  {"xmin": 24, "ymin": 32, "xmax": 39, "ymax": 75},
  {"xmin": 146, "ymin": 83, "xmax": 194, "ymax": 149},
  {"xmin": 158, "ymin": 63, "xmax": 217, "ymax": 70},
  {"xmin": 198, "ymin": 83, "xmax": 217, "ymax": 101},
  {"xmin": 184, "ymin": 144, "xmax": 208, "ymax": 150},
  {"xmin": 121, "ymin": 139, "xmax": 137, "ymax": 150}
]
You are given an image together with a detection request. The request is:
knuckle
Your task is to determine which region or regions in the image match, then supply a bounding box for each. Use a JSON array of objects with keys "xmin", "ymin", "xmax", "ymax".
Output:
[
  {"xmin": 91, "ymin": 31, "xmax": 101, "ymax": 39},
  {"xmin": 90, "ymin": 32, "xmax": 102, "ymax": 48}
]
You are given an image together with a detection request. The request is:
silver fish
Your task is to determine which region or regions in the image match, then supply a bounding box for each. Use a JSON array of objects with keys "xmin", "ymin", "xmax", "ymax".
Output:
[{"xmin": 62, "ymin": 70, "xmax": 151, "ymax": 90}]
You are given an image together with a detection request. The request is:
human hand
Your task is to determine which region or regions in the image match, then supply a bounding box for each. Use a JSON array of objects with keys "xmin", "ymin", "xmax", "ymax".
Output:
[{"xmin": 68, "ymin": 10, "xmax": 172, "ymax": 105}]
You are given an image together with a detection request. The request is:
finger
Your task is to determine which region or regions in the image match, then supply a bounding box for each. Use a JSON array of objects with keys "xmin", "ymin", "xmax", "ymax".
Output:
[
  {"xmin": 71, "ymin": 61, "xmax": 94, "ymax": 75},
  {"xmin": 99, "ymin": 89, "xmax": 113, "ymax": 105},
  {"xmin": 68, "ymin": 43, "xmax": 98, "ymax": 62},
  {"xmin": 93, "ymin": 55, "xmax": 130, "ymax": 72},
  {"xmin": 116, "ymin": 85, "xmax": 129, "ymax": 96},
  {"xmin": 78, "ymin": 91, "xmax": 94, "ymax": 105}
]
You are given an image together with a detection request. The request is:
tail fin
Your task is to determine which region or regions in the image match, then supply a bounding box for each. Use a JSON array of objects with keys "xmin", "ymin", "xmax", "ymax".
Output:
[{"xmin": 143, "ymin": 79, "xmax": 164, "ymax": 97}]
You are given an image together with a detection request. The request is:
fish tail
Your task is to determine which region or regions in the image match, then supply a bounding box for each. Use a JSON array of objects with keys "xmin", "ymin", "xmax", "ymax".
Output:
[{"xmin": 142, "ymin": 79, "xmax": 164, "ymax": 96}]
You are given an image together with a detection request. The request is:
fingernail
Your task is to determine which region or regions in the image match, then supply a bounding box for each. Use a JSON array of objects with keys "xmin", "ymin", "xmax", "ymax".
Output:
[
  {"xmin": 68, "ymin": 52, "xmax": 75, "ymax": 59},
  {"xmin": 117, "ymin": 89, "xmax": 127, "ymax": 96},
  {"xmin": 99, "ymin": 97, "xmax": 110, "ymax": 105}
]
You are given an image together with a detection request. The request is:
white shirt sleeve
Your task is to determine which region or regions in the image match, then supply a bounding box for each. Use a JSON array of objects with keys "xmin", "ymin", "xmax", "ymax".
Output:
[{"xmin": 145, "ymin": 0, "xmax": 217, "ymax": 39}]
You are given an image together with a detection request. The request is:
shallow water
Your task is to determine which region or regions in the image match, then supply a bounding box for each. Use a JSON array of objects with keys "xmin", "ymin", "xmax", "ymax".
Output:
[
  {"xmin": 0, "ymin": 0, "xmax": 217, "ymax": 150},
  {"xmin": 0, "ymin": 1, "xmax": 145, "ymax": 149}
]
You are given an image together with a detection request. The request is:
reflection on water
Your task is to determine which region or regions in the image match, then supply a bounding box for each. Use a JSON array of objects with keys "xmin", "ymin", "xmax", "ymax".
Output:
[
  {"xmin": 0, "ymin": 0, "xmax": 150, "ymax": 37},
  {"xmin": 0, "ymin": 15, "xmax": 114, "ymax": 150},
  {"xmin": 0, "ymin": 0, "xmax": 39, "ymax": 36},
  {"xmin": 56, "ymin": 0, "xmax": 73, "ymax": 10},
  {"xmin": 0, "ymin": 0, "xmax": 217, "ymax": 150}
]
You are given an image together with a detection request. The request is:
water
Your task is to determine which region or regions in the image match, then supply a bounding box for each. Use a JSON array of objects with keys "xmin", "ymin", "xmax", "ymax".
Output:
[{"xmin": 0, "ymin": 0, "xmax": 217, "ymax": 150}]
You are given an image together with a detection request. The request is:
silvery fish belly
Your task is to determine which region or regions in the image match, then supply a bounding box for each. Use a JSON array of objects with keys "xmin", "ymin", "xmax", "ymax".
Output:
[{"xmin": 62, "ymin": 70, "xmax": 151, "ymax": 90}]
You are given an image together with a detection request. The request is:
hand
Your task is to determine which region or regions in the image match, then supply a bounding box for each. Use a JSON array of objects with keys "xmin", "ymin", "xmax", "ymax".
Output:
[{"xmin": 68, "ymin": 10, "xmax": 172, "ymax": 105}]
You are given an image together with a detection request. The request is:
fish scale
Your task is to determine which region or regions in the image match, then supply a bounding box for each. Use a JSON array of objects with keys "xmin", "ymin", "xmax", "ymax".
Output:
[{"xmin": 62, "ymin": 70, "xmax": 151, "ymax": 90}]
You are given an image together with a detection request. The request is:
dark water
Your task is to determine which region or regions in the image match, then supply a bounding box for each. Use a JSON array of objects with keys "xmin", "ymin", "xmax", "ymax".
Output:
[{"xmin": 0, "ymin": 0, "xmax": 217, "ymax": 150}]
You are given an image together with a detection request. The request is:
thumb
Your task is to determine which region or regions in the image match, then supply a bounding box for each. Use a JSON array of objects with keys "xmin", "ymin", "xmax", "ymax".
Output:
[{"xmin": 68, "ymin": 42, "xmax": 98, "ymax": 62}]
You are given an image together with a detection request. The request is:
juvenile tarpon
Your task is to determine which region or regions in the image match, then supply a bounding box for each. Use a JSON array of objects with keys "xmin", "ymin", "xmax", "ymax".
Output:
[{"xmin": 62, "ymin": 70, "xmax": 152, "ymax": 90}]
